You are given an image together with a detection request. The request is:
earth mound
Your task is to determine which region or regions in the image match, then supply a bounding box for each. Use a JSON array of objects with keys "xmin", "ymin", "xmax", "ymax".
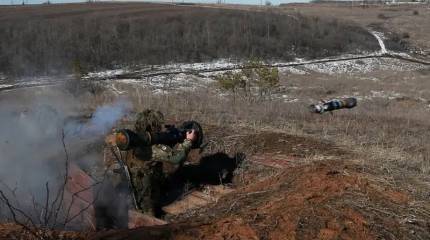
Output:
[{"xmin": 90, "ymin": 131, "xmax": 429, "ymax": 240}]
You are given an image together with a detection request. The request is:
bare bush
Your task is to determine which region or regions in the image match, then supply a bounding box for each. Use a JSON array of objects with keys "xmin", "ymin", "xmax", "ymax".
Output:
[
  {"xmin": 0, "ymin": 127, "xmax": 106, "ymax": 239},
  {"xmin": 385, "ymin": 33, "xmax": 409, "ymax": 51}
]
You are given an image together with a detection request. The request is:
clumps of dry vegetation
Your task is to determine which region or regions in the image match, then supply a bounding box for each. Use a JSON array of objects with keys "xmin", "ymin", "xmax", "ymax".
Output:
[
  {"xmin": 100, "ymin": 69, "xmax": 430, "ymax": 203},
  {"xmin": 2, "ymin": 66, "xmax": 430, "ymax": 239},
  {"xmin": 2, "ymin": 3, "xmax": 430, "ymax": 239},
  {"xmin": 0, "ymin": 3, "xmax": 378, "ymax": 76},
  {"xmin": 385, "ymin": 32, "xmax": 410, "ymax": 52}
]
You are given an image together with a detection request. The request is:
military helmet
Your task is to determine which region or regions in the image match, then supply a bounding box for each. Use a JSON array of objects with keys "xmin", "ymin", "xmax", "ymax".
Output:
[
  {"xmin": 135, "ymin": 109, "xmax": 165, "ymax": 134},
  {"xmin": 179, "ymin": 120, "xmax": 204, "ymax": 149}
]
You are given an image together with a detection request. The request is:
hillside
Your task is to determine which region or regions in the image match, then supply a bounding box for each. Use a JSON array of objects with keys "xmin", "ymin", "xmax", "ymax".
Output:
[{"xmin": 0, "ymin": 2, "xmax": 378, "ymax": 76}]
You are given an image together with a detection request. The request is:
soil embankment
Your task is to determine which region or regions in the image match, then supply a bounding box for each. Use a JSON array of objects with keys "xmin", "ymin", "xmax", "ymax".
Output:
[{"xmin": 90, "ymin": 131, "xmax": 429, "ymax": 240}]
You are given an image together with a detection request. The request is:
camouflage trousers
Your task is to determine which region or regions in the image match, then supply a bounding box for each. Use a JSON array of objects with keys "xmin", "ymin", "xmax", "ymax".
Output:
[{"xmin": 129, "ymin": 161, "xmax": 165, "ymax": 216}]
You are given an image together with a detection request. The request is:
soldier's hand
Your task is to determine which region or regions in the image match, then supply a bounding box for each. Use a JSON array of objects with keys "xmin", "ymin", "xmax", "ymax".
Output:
[{"xmin": 186, "ymin": 129, "xmax": 197, "ymax": 142}]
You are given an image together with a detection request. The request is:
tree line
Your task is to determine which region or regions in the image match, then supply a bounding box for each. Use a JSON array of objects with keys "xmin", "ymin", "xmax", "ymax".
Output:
[{"xmin": 0, "ymin": 4, "xmax": 379, "ymax": 76}]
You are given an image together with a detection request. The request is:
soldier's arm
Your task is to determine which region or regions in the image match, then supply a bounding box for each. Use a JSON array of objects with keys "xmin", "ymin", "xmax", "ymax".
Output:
[
  {"xmin": 166, "ymin": 129, "xmax": 196, "ymax": 164},
  {"xmin": 164, "ymin": 139, "xmax": 193, "ymax": 165}
]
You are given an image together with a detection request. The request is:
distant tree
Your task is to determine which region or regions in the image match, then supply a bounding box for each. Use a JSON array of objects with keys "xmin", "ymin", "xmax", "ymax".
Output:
[
  {"xmin": 216, "ymin": 71, "xmax": 246, "ymax": 102},
  {"xmin": 217, "ymin": 60, "xmax": 279, "ymax": 102},
  {"xmin": 255, "ymin": 64, "xmax": 279, "ymax": 99}
]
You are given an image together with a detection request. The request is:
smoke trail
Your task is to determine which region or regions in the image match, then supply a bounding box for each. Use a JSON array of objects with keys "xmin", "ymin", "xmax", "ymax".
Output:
[
  {"xmin": 88, "ymin": 99, "xmax": 131, "ymax": 134},
  {"xmin": 64, "ymin": 98, "xmax": 131, "ymax": 137},
  {"xmin": 0, "ymin": 91, "xmax": 131, "ymax": 229}
]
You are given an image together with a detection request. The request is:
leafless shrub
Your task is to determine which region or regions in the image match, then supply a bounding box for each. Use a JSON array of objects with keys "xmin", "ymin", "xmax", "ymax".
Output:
[
  {"xmin": 384, "ymin": 32, "xmax": 409, "ymax": 51},
  {"xmin": 0, "ymin": 130, "xmax": 104, "ymax": 239}
]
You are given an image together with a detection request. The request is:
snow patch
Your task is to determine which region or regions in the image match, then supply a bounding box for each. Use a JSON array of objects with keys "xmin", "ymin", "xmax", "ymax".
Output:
[
  {"xmin": 86, "ymin": 69, "xmax": 126, "ymax": 79},
  {"xmin": 302, "ymin": 57, "xmax": 424, "ymax": 75},
  {"xmin": 279, "ymin": 66, "xmax": 308, "ymax": 75},
  {"xmin": 0, "ymin": 84, "xmax": 13, "ymax": 89},
  {"xmin": 370, "ymin": 31, "xmax": 388, "ymax": 54},
  {"xmin": 370, "ymin": 90, "xmax": 402, "ymax": 99}
]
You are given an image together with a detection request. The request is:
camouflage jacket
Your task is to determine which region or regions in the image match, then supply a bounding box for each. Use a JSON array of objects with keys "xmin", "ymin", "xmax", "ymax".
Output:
[{"xmin": 119, "ymin": 139, "xmax": 193, "ymax": 172}]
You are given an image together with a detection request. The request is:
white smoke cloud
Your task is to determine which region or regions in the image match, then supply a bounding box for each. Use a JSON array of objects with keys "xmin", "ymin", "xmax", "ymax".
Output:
[
  {"xmin": 0, "ymin": 90, "xmax": 131, "ymax": 228},
  {"xmin": 64, "ymin": 98, "xmax": 131, "ymax": 138}
]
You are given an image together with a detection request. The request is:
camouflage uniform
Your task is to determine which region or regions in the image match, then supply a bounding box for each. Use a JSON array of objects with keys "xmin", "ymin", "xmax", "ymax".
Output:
[
  {"xmin": 107, "ymin": 110, "xmax": 192, "ymax": 216},
  {"xmin": 125, "ymin": 139, "xmax": 192, "ymax": 215}
]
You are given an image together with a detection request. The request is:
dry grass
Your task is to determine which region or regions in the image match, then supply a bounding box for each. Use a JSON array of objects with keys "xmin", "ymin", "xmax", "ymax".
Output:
[
  {"xmin": 196, "ymin": 3, "xmax": 430, "ymax": 56},
  {"xmin": 79, "ymin": 65, "xmax": 430, "ymax": 201},
  {"xmin": 0, "ymin": 2, "xmax": 378, "ymax": 76},
  {"xmin": 278, "ymin": 3, "xmax": 430, "ymax": 56},
  {"xmin": 4, "ymin": 63, "xmax": 429, "ymax": 201},
  {"xmin": 2, "ymin": 64, "xmax": 430, "ymax": 240},
  {"xmin": 1, "ymin": 3, "xmax": 430, "ymax": 239}
]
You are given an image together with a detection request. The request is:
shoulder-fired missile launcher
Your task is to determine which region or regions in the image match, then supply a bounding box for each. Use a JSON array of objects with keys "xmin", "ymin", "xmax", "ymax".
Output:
[{"xmin": 114, "ymin": 120, "xmax": 204, "ymax": 151}]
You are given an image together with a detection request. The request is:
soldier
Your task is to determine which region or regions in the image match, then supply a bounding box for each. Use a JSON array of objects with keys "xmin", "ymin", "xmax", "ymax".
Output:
[{"xmin": 104, "ymin": 109, "xmax": 197, "ymax": 218}]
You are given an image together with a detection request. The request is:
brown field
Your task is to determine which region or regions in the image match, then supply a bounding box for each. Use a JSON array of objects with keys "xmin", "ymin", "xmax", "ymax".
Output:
[
  {"xmin": 279, "ymin": 3, "xmax": 430, "ymax": 57},
  {"xmin": 0, "ymin": 2, "xmax": 379, "ymax": 76},
  {"xmin": 3, "ymin": 62, "xmax": 430, "ymax": 239},
  {"xmin": 202, "ymin": 3, "xmax": 430, "ymax": 56},
  {"xmin": 1, "ymin": 2, "xmax": 430, "ymax": 240}
]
